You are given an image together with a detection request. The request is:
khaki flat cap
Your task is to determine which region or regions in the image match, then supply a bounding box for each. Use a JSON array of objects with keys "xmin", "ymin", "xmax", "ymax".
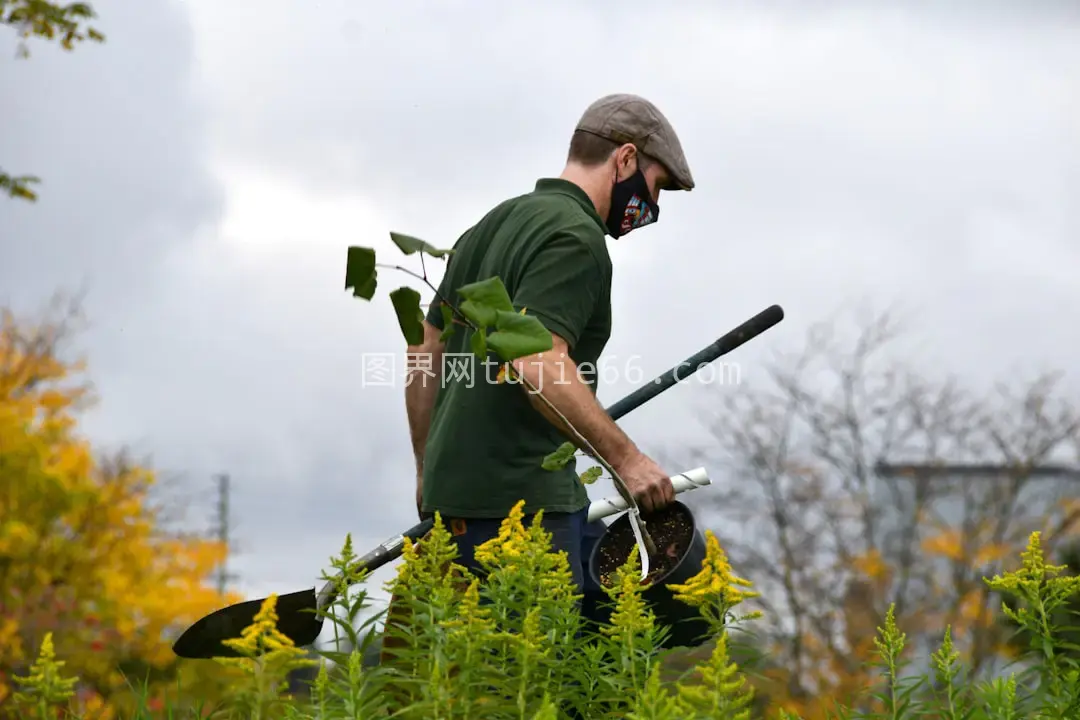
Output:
[{"xmin": 575, "ymin": 93, "xmax": 695, "ymax": 191}]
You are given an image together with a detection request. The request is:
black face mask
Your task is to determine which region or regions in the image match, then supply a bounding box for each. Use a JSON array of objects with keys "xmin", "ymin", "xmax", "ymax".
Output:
[{"xmin": 605, "ymin": 167, "xmax": 659, "ymax": 239}]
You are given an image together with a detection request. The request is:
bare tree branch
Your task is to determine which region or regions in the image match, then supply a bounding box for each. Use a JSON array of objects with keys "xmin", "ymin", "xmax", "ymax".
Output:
[{"xmin": 666, "ymin": 308, "xmax": 1080, "ymax": 704}]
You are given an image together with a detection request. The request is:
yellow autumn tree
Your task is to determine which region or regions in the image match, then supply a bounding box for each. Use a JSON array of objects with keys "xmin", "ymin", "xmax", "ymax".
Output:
[{"xmin": 0, "ymin": 298, "xmax": 242, "ymax": 718}]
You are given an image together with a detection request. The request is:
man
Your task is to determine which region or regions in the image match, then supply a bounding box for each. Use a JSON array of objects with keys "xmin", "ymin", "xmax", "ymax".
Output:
[{"xmin": 403, "ymin": 93, "xmax": 695, "ymax": 592}]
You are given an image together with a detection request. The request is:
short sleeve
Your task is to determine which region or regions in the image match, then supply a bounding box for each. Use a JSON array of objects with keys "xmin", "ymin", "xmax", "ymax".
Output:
[
  {"xmin": 425, "ymin": 284, "xmax": 448, "ymax": 329},
  {"xmin": 425, "ymin": 260, "xmax": 454, "ymax": 330},
  {"xmin": 512, "ymin": 233, "xmax": 604, "ymax": 349}
]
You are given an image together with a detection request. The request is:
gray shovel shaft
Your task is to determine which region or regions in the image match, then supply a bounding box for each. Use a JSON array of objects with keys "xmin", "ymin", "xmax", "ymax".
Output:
[{"xmin": 603, "ymin": 304, "xmax": 783, "ymax": 419}]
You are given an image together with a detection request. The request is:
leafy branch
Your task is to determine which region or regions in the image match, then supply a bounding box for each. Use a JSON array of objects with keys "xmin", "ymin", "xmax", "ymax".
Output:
[
  {"xmin": 3, "ymin": 0, "xmax": 106, "ymax": 203},
  {"xmin": 0, "ymin": 171, "xmax": 40, "ymax": 202},
  {"xmin": 2, "ymin": 0, "xmax": 105, "ymax": 57},
  {"xmin": 344, "ymin": 232, "xmax": 658, "ymax": 558}
]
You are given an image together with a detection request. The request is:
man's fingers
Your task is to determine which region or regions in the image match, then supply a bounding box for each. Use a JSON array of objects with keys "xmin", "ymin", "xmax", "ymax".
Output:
[
  {"xmin": 637, "ymin": 486, "xmax": 654, "ymax": 514},
  {"xmin": 630, "ymin": 472, "xmax": 678, "ymax": 515},
  {"xmin": 653, "ymin": 484, "xmax": 667, "ymax": 512},
  {"xmin": 644, "ymin": 484, "xmax": 661, "ymax": 515}
]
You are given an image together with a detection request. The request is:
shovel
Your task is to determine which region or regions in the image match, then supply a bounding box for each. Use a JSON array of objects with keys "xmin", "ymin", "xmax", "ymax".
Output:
[{"xmin": 171, "ymin": 304, "xmax": 784, "ymax": 659}]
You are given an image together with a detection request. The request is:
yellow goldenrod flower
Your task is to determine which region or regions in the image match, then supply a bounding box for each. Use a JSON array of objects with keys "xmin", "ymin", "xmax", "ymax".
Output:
[
  {"xmin": 440, "ymin": 578, "xmax": 493, "ymax": 634},
  {"xmin": 386, "ymin": 513, "xmax": 467, "ymax": 600},
  {"xmin": 212, "ymin": 594, "xmax": 317, "ymax": 718},
  {"xmin": 217, "ymin": 594, "xmax": 316, "ymax": 672},
  {"xmin": 603, "ymin": 552, "xmax": 655, "ymax": 637},
  {"xmin": 471, "ymin": 499, "xmax": 582, "ymax": 634},
  {"xmin": 677, "ymin": 634, "xmax": 755, "ymax": 718},
  {"xmin": 12, "ymin": 631, "xmax": 78, "ymax": 707},
  {"xmin": 985, "ymin": 531, "xmax": 1079, "ymax": 597},
  {"xmin": 475, "ymin": 500, "xmax": 530, "ymax": 566},
  {"xmin": 668, "ymin": 530, "xmax": 759, "ymax": 610}
]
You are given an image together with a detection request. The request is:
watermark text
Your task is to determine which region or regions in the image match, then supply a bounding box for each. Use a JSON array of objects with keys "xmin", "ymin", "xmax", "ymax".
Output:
[{"xmin": 360, "ymin": 352, "xmax": 742, "ymax": 390}]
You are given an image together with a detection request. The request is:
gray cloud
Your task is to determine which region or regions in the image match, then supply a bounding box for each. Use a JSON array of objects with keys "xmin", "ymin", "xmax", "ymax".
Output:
[
  {"xmin": 3, "ymin": 0, "xmax": 1078, "ymax": 642},
  {"xmin": 0, "ymin": 0, "xmax": 223, "ymax": 307}
]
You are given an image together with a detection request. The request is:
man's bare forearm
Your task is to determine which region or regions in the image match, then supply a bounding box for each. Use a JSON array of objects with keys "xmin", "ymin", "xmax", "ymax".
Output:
[
  {"xmin": 406, "ymin": 375, "xmax": 440, "ymax": 473},
  {"xmin": 511, "ymin": 349, "xmax": 639, "ymax": 469},
  {"xmin": 405, "ymin": 322, "xmax": 444, "ymax": 474}
]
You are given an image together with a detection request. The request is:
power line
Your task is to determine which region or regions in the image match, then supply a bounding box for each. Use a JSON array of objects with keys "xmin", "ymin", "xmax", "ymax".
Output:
[{"xmin": 875, "ymin": 462, "xmax": 1080, "ymax": 481}]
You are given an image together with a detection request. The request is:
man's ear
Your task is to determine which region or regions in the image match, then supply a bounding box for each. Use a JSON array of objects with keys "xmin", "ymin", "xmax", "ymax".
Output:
[{"xmin": 614, "ymin": 143, "xmax": 637, "ymax": 180}]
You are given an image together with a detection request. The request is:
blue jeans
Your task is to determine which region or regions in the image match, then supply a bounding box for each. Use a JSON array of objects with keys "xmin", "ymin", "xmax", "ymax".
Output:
[
  {"xmin": 365, "ymin": 509, "xmax": 609, "ymax": 685},
  {"xmin": 440, "ymin": 508, "xmax": 606, "ymax": 595},
  {"xmin": 445, "ymin": 508, "xmax": 604, "ymax": 719}
]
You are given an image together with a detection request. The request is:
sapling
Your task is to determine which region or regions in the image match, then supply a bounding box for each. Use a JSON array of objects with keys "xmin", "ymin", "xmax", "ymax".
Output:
[{"xmin": 345, "ymin": 232, "xmax": 660, "ymax": 567}]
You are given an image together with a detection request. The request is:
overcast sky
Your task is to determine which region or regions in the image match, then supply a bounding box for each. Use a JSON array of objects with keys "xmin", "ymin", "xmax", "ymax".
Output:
[{"xmin": 2, "ymin": 0, "xmax": 1077, "ymax": 642}]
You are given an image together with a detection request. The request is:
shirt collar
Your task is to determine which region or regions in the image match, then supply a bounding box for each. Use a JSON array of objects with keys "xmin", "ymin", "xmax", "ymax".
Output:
[{"xmin": 534, "ymin": 178, "xmax": 606, "ymax": 231}]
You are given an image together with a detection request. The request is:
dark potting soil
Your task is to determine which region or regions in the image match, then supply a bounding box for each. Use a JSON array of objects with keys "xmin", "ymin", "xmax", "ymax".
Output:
[{"xmin": 596, "ymin": 506, "xmax": 695, "ymax": 589}]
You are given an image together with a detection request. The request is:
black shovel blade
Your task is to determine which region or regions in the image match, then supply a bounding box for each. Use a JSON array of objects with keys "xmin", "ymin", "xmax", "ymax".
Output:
[{"xmin": 171, "ymin": 587, "xmax": 322, "ymax": 659}]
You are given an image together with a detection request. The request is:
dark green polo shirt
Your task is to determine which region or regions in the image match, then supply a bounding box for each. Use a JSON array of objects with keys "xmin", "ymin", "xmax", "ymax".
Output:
[{"xmin": 421, "ymin": 178, "xmax": 613, "ymax": 518}]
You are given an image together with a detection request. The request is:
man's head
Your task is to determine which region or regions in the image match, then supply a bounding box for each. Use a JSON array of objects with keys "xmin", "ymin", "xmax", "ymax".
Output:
[{"xmin": 561, "ymin": 94, "xmax": 694, "ymax": 239}]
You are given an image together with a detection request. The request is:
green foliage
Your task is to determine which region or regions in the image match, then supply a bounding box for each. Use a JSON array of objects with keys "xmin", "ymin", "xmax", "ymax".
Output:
[
  {"xmin": 389, "ymin": 286, "xmax": 424, "ymax": 345},
  {"xmin": 458, "ymin": 276, "xmax": 513, "ymax": 328},
  {"xmin": 11, "ymin": 521, "xmax": 1079, "ymax": 718},
  {"xmin": 997, "ymin": 541, "xmax": 1080, "ymax": 666},
  {"xmin": 470, "ymin": 325, "xmax": 487, "ymax": 357},
  {"xmin": 345, "ymin": 234, "xmax": 552, "ymax": 363},
  {"xmin": 579, "ymin": 466, "xmax": 603, "ymax": 485},
  {"xmin": 2, "ymin": 0, "xmax": 105, "ymax": 55},
  {"xmin": 542, "ymin": 441, "xmax": 578, "ymax": 471},
  {"xmin": 0, "ymin": 171, "xmax": 41, "ymax": 201},
  {"xmin": 343, "ymin": 247, "xmax": 377, "ymax": 299},
  {"xmin": 486, "ymin": 309, "xmax": 552, "ymax": 359},
  {"xmin": 438, "ymin": 304, "xmax": 455, "ymax": 341},
  {"xmin": 389, "ymin": 231, "xmax": 453, "ymax": 258},
  {"xmin": 10, "ymin": 632, "xmax": 78, "ymax": 710},
  {"xmin": 983, "ymin": 532, "xmax": 1080, "ymax": 718}
]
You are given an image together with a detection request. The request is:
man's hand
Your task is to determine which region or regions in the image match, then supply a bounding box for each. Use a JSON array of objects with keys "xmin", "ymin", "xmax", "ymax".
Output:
[{"xmin": 615, "ymin": 451, "xmax": 675, "ymax": 514}]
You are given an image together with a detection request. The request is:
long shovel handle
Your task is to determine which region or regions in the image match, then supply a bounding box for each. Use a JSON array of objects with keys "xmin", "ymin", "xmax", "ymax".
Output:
[
  {"xmin": 171, "ymin": 308, "xmax": 784, "ymax": 659},
  {"xmin": 603, "ymin": 304, "xmax": 783, "ymax": 419}
]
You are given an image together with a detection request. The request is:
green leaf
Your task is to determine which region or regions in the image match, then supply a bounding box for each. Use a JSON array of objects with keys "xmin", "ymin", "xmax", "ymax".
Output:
[
  {"xmin": 579, "ymin": 466, "xmax": 603, "ymax": 485},
  {"xmin": 470, "ymin": 327, "xmax": 487, "ymax": 359},
  {"xmin": 0, "ymin": 171, "xmax": 42, "ymax": 202},
  {"xmin": 458, "ymin": 277, "xmax": 513, "ymax": 329},
  {"xmin": 487, "ymin": 311, "xmax": 552, "ymax": 360},
  {"xmin": 438, "ymin": 304, "xmax": 455, "ymax": 342},
  {"xmin": 345, "ymin": 247, "xmax": 377, "ymax": 300},
  {"xmin": 542, "ymin": 442, "xmax": 577, "ymax": 471},
  {"xmin": 390, "ymin": 286, "xmax": 424, "ymax": 345},
  {"xmin": 389, "ymin": 231, "xmax": 452, "ymax": 258}
]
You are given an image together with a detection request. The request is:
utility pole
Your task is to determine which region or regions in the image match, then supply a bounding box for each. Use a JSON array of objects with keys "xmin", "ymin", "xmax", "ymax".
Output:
[{"xmin": 212, "ymin": 473, "xmax": 239, "ymax": 595}]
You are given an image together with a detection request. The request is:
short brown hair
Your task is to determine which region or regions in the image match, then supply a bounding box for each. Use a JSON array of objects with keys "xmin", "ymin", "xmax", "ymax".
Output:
[{"xmin": 567, "ymin": 130, "xmax": 655, "ymax": 169}]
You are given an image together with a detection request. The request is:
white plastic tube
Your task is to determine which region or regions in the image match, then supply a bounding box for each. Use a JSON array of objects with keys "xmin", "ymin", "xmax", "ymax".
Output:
[{"xmin": 586, "ymin": 467, "xmax": 710, "ymax": 522}]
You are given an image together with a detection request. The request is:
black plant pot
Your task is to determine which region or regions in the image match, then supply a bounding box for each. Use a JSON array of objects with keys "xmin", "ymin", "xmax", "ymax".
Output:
[{"xmin": 586, "ymin": 501, "xmax": 710, "ymax": 649}]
